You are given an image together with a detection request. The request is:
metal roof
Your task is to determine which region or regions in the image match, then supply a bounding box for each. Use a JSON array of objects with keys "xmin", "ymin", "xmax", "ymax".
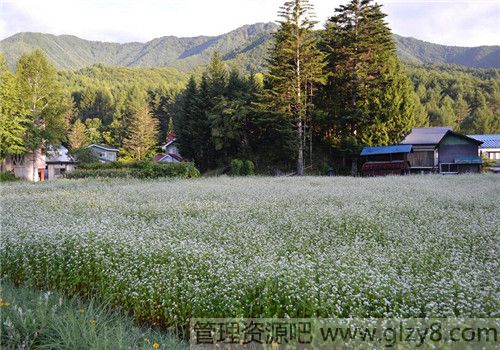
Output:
[
  {"xmin": 468, "ymin": 134, "xmax": 500, "ymax": 148},
  {"xmin": 401, "ymin": 127, "xmax": 452, "ymax": 145},
  {"xmin": 88, "ymin": 144, "xmax": 119, "ymax": 152},
  {"xmin": 360, "ymin": 145, "xmax": 412, "ymax": 156},
  {"xmin": 46, "ymin": 146, "xmax": 75, "ymax": 163}
]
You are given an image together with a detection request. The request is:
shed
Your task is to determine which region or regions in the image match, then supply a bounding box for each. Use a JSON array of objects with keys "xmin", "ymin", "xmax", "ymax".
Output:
[{"xmin": 360, "ymin": 145, "xmax": 412, "ymax": 177}]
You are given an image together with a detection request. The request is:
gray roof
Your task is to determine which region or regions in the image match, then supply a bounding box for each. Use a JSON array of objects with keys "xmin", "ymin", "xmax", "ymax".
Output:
[
  {"xmin": 88, "ymin": 144, "xmax": 119, "ymax": 152},
  {"xmin": 46, "ymin": 146, "xmax": 75, "ymax": 163},
  {"xmin": 401, "ymin": 127, "xmax": 453, "ymax": 145}
]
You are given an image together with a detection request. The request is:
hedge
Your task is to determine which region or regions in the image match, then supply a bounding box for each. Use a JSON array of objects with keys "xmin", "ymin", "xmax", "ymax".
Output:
[{"xmin": 66, "ymin": 161, "xmax": 200, "ymax": 179}]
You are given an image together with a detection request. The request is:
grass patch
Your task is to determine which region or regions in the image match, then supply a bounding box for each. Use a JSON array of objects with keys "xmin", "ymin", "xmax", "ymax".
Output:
[{"xmin": 0, "ymin": 280, "xmax": 186, "ymax": 349}]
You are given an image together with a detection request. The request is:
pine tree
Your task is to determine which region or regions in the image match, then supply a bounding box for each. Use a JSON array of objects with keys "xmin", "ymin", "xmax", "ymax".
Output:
[
  {"xmin": 68, "ymin": 119, "xmax": 89, "ymax": 149},
  {"xmin": 436, "ymin": 95, "xmax": 457, "ymax": 128},
  {"xmin": 174, "ymin": 76, "xmax": 200, "ymax": 162},
  {"xmin": 454, "ymin": 94, "xmax": 470, "ymax": 130},
  {"xmin": 0, "ymin": 54, "xmax": 28, "ymax": 161},
  {"xmin": 263, "ymin": 0, "xmax": 327, "ymax": 175},
  {"xmin": 320, "ymin": 0, "xmax": 418, "ymax": 154},
  {"xmin": 471, "ymin": 105, "xmax": 497, "ymax": 134},
  {"xmin": 16, "ymin": 50, "xmax": 69, "ymax": 181},
  {"xmin": 123, "ymin": 105, "xmax": 159, "ymax": 160}
]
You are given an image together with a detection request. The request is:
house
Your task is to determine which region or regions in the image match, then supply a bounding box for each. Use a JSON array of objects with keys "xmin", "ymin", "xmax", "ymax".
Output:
[
  {"xmin": 360, "ymin": 145, "xmax": 412, "ymax": 176},
  {"xmin": 154, "ymin": 153, "xmax": 184, "ymax": 163},
  {"xmin": 157, "ymin": 134, "xmax": 185, "ymax": 163},
  {"xmin": 88, "ymin": 144, "xmax": 118, "ymax": 163},
  {"xmin": 161, "ymin": 133, "xmax": 179, "ymax": 155},
  {"xmin": 401, "ymin": 127, "xmax": 483, "ymax": 174},
  {"xmin": 45, "ymin": 146, "xmax": 76, "ymax": 180},
  {"xmin": 1, "ymin": 150, "xmax": 46, "ymax": 182},
  {"xmin": 468, "ymin": 134, "xmax": 500, "ymax": 161}
]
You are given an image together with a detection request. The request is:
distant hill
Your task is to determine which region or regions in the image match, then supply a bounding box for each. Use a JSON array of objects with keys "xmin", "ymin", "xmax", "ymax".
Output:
[
  {"xmin": 394, "ymin": 35, "xmax": 500, "ymax": 69},
  {"xmin": 1, "ymin": 23, "xmax": 499, "ymax": 71}
]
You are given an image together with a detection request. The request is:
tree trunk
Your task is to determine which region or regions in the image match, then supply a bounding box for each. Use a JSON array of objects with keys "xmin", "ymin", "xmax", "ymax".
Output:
[
  {"xmin": 32, "ymin": 149, "xmax": 38, "ymax": 182},
  {"xmin": 295, "ymin": 4, "xmax": 303, "ymax": 176},
  {"xmin": 297, "ymin": 119, "xmax": 304, "ymax": 176}
]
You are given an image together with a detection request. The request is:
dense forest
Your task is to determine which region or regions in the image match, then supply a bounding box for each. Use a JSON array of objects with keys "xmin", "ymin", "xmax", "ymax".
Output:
[{"xmin": 1, "ymin": 0, "xmax": 499, "ymax": 175}]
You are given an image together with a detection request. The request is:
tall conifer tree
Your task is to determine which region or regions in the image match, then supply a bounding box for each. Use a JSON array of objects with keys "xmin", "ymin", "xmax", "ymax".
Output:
[
  {"xmin": 263, "ymin": 0, "xmax": 327, "ymax": 175},
  {"xmin": 320, "ymin": 0, "xmax": 419, "ymax": 155}
]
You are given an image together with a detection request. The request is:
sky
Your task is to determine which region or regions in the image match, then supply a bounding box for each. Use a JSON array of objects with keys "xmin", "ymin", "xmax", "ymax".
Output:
[{"xmin": 0, "ymin": 0, "xmax": 499, "ymax": 47}]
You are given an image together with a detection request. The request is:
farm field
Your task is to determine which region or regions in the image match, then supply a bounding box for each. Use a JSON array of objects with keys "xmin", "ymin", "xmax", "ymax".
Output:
[{"xmin": 1, "ymin": 175, "xmax": 499, "ymax": 331}]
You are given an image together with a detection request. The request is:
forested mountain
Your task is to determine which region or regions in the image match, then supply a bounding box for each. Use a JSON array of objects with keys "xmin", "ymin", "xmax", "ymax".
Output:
[
  {"xmin": 394, "ymin": 35, "xmax": 500, "ymax": 69},
  {"xmin": 1, "ymin": 23, "xmax": 499, "ymax": 71},
  {"xmin": 0, "ymin": 23, "xmax": 276, "ymax": 72}
]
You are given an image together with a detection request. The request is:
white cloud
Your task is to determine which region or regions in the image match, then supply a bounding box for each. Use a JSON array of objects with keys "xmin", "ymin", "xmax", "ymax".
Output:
[{"xmin": 0, "ymin": 0, "xmax": 498, "ymax": 46}]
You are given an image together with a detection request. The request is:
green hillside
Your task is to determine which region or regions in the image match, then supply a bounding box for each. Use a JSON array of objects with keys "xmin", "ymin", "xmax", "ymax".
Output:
[
  {"xmin": 1, "ymin": 23, "xmax": 498, "ymax": 71},
  {"xmin": 0, "ymin": 23, "xmax": 276, "ymax": 72}
]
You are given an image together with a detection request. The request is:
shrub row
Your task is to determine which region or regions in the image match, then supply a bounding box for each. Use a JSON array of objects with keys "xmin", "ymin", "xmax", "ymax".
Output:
[
  {"xmin": 229, "ymin": 159, "xmax": 255, "ymax": 176},
  {"xmin": 66, "ymin": 161, "xmax": 200, "ymax": 179}
]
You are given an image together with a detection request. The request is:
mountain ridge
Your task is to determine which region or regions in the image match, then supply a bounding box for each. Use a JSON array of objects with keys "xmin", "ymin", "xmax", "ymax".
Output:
[{"xmin": 1, "ymin": 23, "xmax": 499, "ymax": 71}]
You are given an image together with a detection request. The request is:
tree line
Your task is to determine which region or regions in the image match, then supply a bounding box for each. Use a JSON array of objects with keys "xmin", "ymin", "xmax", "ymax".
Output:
[{"xmin": 1, "ymin": 0, "xmax": 499, "ymax": 176}]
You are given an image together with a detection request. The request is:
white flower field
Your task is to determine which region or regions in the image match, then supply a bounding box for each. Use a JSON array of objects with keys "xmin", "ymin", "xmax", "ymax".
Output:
[{"xmin": 1, "ymin": 175, "xmax": 499, "ymax": 328}]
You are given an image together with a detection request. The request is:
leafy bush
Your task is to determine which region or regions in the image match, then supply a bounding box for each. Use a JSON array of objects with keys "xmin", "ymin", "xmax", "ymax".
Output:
[
  {"xmin": 230, "ymin": 159, "xmax": 243, "ymax": 176},
  {"xmin": 68, "ymin": 147, "xmax": 99, "ymax": 165},
  {"xmin": 0, "ymin": 172, "xmax": 19, "ymax": 182},
  {"xmin": 66, "ymin": 161, "xmax": 200, "ymax": 179},
  {"xmin": 241, "ymin": 160, "xmax": 255, "ymax": 176}
]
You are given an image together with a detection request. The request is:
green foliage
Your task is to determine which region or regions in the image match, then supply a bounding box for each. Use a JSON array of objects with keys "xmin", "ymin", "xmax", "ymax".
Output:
[
  {"xmin": 0, "ymin": 24, "xmax": 278, "ymax": 72},
  {"xmin": 262, "ymin": 0, "xmax": 327, "ymax": 175},
  {"xmin": 319, "ymin": 0, "xmax": 419, "ymax": 154},
  {"xmin": 66, "ymin": 161, "xmax": 200, "ymax": 179},
  {"xmin": 242, "ymin": 160, "xmax": 255, "ymax": 175},
  {"xmin": 394, "ymin": 34, "xmax": 500, "ymax": 69},
  {"xmin": 406, "ymin": 64, "xmax": 500, "ymax": 133},
  {"xmin": 175, "ymin": 53, "xmax": 278, "ymax": 172},
  {"xmin": 230, "ymin": 159, "xmax": 244, "ymax": 175},
  {"xmin": 16, "ymin": 50, "xmax": 69, "ymax": 162},
  {"xmin": 0, "ymin": 171, "xmax": 19, "ymax": 182},
  {"xmin": 67, "ymin": 119, "xmax": 89, "ymax": 149},
  {"xmin": 0, "ymin": 54, "xmax": 28, "ymax": 159},
  {"xmin": 2, "ymin": 25, "xmax": 498, "ymax": 73},
  {"xmin": 122, "ymin": 105, "xmax": 159, "ymax": 161},
  {"xmin": 229, "ymin": 159, "xmax": 255, "ymax": 176},
  {"xmin": 0, "ymin": 280, "xmax": 186, "ymax": 349},
  {"xmin": 67, "ymin": 147, "xmax": 98, "ymax": 165}
]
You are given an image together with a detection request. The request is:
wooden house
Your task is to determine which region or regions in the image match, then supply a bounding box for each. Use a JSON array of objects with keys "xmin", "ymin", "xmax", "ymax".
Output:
[
  {"xmin": 88, "ymin": 144, "xmax": 118, "ymax": 163},
  {"xmin": 157, "ymin": 134, "xmax": 185, "ymax": 163},
  {"xmin": 360, "ymin": 145, "xmax": 412, "ymax": 176},
  {"xmin": 401, "ymin": 127, "xmax": 483, "ymax": 174}
]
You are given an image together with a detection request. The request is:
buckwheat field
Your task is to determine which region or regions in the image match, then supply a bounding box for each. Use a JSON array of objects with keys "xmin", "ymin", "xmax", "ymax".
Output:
[{"xmin": 1, "ymin": 175, "xmax": 499, "ymax": 329}]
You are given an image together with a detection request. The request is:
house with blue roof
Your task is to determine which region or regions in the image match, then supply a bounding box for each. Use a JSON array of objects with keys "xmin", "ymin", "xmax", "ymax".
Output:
[
  {"xmin": 360, "ymin": 127, "xmax": 484, "ymax": 176},
  {"xmin": 468, "ymin": 134, "xmax": 500, "ymax": 161}
]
